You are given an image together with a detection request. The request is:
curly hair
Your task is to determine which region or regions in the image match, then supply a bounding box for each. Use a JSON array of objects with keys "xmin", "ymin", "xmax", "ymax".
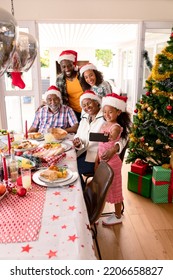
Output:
[
  {"xmin": 117, "ymin": 111, "xmax": 132, "ymax": 140},
  {"xmin": 80, "ymin": 69, "xmax": 104, "ymax": 91}
]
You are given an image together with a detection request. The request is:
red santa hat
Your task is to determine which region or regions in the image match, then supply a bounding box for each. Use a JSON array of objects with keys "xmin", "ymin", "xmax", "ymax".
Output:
[
  {"xmin": 80, "ymin": 63, "xmax": 97, "ymax": 76},
  {"xmin": 80, "ymin": 90, "xmax": 102, "ymax": 107},
  {"xmin": 102, "ymin": 93, "xmax": 127, "ymax": 112},
  {"xmin": 58, "ymin": 50, "xmax": 78, "ymax": 67},
  {"xmin": 44, "ymin": 85, "xmax": 62, "ymax": 103}
]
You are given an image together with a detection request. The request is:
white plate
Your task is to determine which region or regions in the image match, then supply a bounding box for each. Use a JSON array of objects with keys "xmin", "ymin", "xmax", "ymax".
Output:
[
  {"xmin": 0, "ymin": 189, "xmax": 8, "ymax": 201},
  {"xmin": 32, "ymin": 170, "xmax": 78, "ymax": 188},
  {"xmin": 61, "ymin": 142, "xmax": 72, "ymax": 152},
  {"xmin": 12, "ymin": 140, "xmax": 38, "ymax": 152},
  {"xmin": 38, "ymin": 168, "xmax": 73, "ymax": 184}
]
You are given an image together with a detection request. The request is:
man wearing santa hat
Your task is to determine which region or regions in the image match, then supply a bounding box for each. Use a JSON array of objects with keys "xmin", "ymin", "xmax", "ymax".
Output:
[
  {"xmin": 56, "ymin": 50, "xmax": 83, "ymax": 122},
  {"xmin": 28, "ymin": 85, "xmax": 78, "ymax": 134}
]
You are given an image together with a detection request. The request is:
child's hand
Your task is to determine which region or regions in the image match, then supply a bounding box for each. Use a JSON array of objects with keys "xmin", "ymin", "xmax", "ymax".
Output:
[{"xmin": 101, "ymin": 147, "xmax": 116, "ymax": 161}]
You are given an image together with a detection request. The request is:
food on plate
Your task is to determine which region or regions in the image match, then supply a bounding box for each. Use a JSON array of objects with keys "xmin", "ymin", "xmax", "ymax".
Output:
[
  {"xmin": 0, "ymin": 129, "xmax": 8, "ymax": 136},
  {"xmin": 18, "ymin": 158, "xmax": 33, "ymax": 169},
  {"xmin": 40, "ymin": 165, "xmax": 67, "ymax": 181},
  {"xmin": 0, "ymin": 184, "xmax": 6, "ymax": 196},
  {"xmin": 12, "ymin": 140, "xmax": 37, "ymax": 150},
  {"xmin": 32, "ymin": 145, "xmax": 65, "ymax": 158},
  {"xmin": 48, "ymin": 128, "xmax": 67, "ymax": 140},
  {"xmin": 43, "ymin": 143, "xmax": 61, "ymax": 149},
  {"xmin": 28, "ymin": 132, "xmax": 43, "ymax": 139}
]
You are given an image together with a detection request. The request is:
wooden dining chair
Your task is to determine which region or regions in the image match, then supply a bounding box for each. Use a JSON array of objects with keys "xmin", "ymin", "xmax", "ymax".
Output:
[
  {"xmin": 83, "ymin": 139, "xmax": 129, "ymax": 216},
  {"xmin": 83, "ymin": 161, "xmax": 114, "ymax": 259}
]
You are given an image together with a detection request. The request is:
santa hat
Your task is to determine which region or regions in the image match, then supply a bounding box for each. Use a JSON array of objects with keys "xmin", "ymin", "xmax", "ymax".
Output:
[
  {"xmin": 80, "ymin": 90, "xmax": 101, "ymax": 107},
  {"xmin": 80, "ymin": 63, "xmax": 97, "ymax": 76},
  {"xmin": 102, "ymin": 93, "xmax": 127, "ymax": 112},
  {"xmin": 44, "ymin": 85, "xmax": 62, "ymax": 103},
  {"xmin": 58, "ymin": 50, "xmax": 78, "ymax": 67}
]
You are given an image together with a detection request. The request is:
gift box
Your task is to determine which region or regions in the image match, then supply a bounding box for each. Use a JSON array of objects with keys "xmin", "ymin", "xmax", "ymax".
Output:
[
  {"xmin": 127, "ymin": 171, "xmax": 152, "ymax": 198},
  {"xmin": 131, "ymin": 160, "xmax": 148, "ymax": 175},
  {"xmin": 151, "ymin": 166, "xmax": 173, "ymax": 203}
]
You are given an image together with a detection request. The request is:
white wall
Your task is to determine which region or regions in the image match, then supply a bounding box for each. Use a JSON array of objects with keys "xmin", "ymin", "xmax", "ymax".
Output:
[{"xmin": 1, "ymin": 0, "xmax": 173, "ymax": 22}]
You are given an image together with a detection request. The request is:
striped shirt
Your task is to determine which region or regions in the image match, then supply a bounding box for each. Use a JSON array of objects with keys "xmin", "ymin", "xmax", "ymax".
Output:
[{"xmin": 31, "ymin": 105, "xmax": 78, "ymax": 133}]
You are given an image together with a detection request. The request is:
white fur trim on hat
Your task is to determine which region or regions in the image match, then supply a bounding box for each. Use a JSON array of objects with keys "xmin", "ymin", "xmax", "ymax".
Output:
[
  {"xmin": 44, "ymin": 86, "xmax": 62, "ymax": 104},
  {"xmin": 102, "ymin": 93, "xmax": 127, "ymax": 112},
  {"xmin": 80, "ymin": 63, "xmax": 97, "ymax": 76},
  {"xmin": 80, "ymin": 90, "xmax": 101, "ymax": 107},
  {"xmin": 58, "ymin": 50, "xmax": 77, "ymax": 67}
]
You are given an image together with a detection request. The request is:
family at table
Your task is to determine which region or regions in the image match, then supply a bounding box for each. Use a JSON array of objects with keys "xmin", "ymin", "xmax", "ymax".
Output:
[{"xmin": 0, "ymin": 49, "xmax": 131, "ymax": 259}]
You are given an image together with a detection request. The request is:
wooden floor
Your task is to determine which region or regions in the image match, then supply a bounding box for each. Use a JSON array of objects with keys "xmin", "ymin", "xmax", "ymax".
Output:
[{"xmin": 93, "ymin": 159, "xmax": 173, "ymax": 260}]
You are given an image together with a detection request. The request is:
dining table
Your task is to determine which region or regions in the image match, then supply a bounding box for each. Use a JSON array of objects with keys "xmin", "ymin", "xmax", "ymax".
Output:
[{"xmin": 0, "ymin": 134, "xmax": 96, "ymax": 260}]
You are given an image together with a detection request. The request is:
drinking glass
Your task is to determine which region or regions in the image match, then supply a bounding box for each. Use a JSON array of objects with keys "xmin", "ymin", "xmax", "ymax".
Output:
[{"xmin": 21, "ymin": 168, "xmax": 32, "ymax": 190}]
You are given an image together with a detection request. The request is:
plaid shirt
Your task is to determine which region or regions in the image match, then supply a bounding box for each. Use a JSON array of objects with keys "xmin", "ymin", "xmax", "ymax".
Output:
[
  {"xmin": 31, "ymin": 105, "xmax": 78, "ymax": 133},
  {"xmin": 56, "ymin": 71, "xmax": 80, "ymax": 105}
]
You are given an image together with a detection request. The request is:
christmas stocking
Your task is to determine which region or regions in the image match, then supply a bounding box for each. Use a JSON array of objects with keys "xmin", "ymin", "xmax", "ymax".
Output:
[{"xmin": 11, "ymin": 72, "xmax": 26, "ymax": 89}]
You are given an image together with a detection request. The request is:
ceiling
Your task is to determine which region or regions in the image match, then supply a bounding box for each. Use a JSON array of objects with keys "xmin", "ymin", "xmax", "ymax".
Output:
[{"xmin": 38, "ymin": 23, "xmax": 138, "ymax": 49}]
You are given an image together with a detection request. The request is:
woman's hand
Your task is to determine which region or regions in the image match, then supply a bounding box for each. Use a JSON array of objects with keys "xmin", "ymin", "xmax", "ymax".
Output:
[{"xmin": 73, "ymin": 137, "xmax": 82, "ymax": 148}]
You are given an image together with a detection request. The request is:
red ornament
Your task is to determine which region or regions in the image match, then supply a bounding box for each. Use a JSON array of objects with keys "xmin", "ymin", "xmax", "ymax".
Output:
[
  {"xmin": 170, "ymin": 134, "xmax": 173, "ymax": 139},
  {"xmin": 134, "ymin": 109, "xmax": 138, "ymax": 113},
  {"xmin": 171, "ymin": 32, "xmax": 173, "ymax": 38},
  {"xmin": 146, "ymin": 91, "xmax": 151, "ymax": 96},
  {"xmin": 17, "ymin": 187, "xmax": 27, "ymax": 197},
  {"xmin": 140, "ymin": 136, "xmax": 145, "ymax": 142},
  {"xmin": 166, "ymin": 105, "xmax": 172, "ymax": 111}
]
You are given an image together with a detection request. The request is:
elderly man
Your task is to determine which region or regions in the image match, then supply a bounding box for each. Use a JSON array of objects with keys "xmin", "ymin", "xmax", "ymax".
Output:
[{"xmin": 28, "ymin": 85, "xmax": 78, "ymax": 134}]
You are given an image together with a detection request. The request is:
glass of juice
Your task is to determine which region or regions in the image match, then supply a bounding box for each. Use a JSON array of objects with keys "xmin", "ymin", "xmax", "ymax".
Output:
[{"xmin": 21, "ymin": 168, "xmax": 32, "ymax": 191}]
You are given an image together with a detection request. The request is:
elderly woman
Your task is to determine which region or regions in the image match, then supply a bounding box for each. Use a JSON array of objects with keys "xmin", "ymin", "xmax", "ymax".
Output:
[
  {"xmin": 28, "ymin": 85, "xmax": 78, "ymax": 134},
  {"xmin": 73, "ymin": 90, "xmax": 126, "ymax": 190}
]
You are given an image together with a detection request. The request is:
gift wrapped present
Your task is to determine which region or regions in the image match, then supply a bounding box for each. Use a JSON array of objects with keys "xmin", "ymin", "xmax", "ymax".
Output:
[
  {"xmin": 131, "ymin": 159, "xmax": 148, "ymax": 175},
  {"xmin": 127, "ymin": 171, "xmax": 152, "ymax": 198},
  {"xmin": 151, "ymin": 166, "xmax": 173, "ymax": 203}
]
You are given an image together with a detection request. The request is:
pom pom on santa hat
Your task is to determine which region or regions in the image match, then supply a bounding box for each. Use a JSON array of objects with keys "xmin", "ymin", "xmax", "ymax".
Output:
[
  {"xmin": 80, "ymin": 90, "xmax": 102, "ymax": 107},
  {"xmin": 102, "ymin": 93, "xmax": 128, "ymax": 112},
  {"xmin": 79, "ymin": 63, "xmax": 97, "ymax": 76},
  {"xmin": 58, "ymin": 50, "xmax": 78, "ymax": 69},
  {"xmin": 44, "ymin": 85, "xmax": 62, "ymax": 103}
]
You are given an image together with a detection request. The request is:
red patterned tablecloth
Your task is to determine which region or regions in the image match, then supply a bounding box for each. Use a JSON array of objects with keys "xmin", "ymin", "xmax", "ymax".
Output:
[{"xmin": 0, "ymin": 182, "xmax": 47, "ymax": 243}]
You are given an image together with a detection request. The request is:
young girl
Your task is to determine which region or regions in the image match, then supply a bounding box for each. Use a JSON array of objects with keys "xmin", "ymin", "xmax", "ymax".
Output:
[{"xmin": 95, "ymin": 93, "xmax": 131, "ymax": 226}]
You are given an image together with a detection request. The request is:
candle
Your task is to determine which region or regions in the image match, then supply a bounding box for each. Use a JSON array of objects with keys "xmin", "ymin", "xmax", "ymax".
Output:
[
  {"xmin": 7, "ymin": 132, "xmax": 11, "ymax": 155},
  {"xmin": 2, "ymin": 155, "xmax": 8, "ymax": 181},
  {"xmin": 25, "ymin": 120, "xmax": 28, "ymax": 139}
]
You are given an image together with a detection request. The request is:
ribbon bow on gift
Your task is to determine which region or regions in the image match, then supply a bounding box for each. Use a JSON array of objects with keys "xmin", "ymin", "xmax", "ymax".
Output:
[{"xmin": 135, "ymin": 159, "xmax": 147, "ymax": 166}]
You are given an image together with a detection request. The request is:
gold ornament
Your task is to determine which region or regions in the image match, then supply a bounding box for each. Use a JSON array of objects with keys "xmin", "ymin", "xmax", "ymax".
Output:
[
  {"xmin": 164, "ymin": 144, "xmax": 170, "ymax": 149},
  {"xmin": 170, "ymin": 95, "xmax": 173, "ymax": 100},
  {"xmin": 148, "ymin": 146, "xmax": 154, "ymax": 151},
  {"xmin": 156, "ymin": 139, "xmax": 162, "ymax": 144},
  {"xmin": 153, "ymin": 109, "xmax": 158, "ymax": 114},
  {"xmin": 147, "ymin": 107, "xmax": 152, "ymax": 112}
]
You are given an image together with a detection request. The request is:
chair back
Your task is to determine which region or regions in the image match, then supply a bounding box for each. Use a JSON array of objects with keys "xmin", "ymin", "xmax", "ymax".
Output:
[
  {"xmin": 84, "ymin": 161, "xmax": 114, "ymax": 225},
  {"xmin": 119, "ymin": 139, "xmax": 129, "ymax": 162}
]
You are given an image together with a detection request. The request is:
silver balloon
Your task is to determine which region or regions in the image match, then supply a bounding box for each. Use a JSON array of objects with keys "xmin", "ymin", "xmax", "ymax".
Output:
[
  {"xmin": 7, "ymin": 31, "xmax": 38, "ymax": 72},
  {"xmin": 0, "ymin": 7, "xmax": 18, "ymax": 77}
]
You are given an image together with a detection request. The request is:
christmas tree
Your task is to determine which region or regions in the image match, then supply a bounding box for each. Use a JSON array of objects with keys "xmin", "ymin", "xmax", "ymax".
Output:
[{"xmin": 126, "ymin": 28, "xmax": 173, "ymax": 166}]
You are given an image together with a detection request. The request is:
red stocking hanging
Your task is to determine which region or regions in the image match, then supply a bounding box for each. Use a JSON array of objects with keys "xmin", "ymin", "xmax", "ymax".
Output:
[{"xmin": 11, "ymin": 72, "xmax": 25, "ymax": 89}]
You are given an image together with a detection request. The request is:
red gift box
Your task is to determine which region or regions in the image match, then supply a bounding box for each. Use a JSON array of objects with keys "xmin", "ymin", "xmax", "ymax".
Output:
[{"xmin": 131, "ymin": 160, "xmax": 148, "ymax": 175}]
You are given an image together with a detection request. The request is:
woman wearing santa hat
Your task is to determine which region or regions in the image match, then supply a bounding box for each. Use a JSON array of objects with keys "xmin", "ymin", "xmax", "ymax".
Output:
[
  {"xmin": 95, "ymin": 93, "xmax": 131, "ymax": 226},
  {"xmin": 73, "ymin": 90, "xmax": 127, "ymax": 190},
  {"xmin": 56, "ymin": 50, "xmax": 83, "ymax": 122},
  {"xmin": 79, "ymin": 63, "xmax": 112, "ymax": 97},
  {"xmin": 28, "ymin": 85, "xmax": 78, "ymax": 134}
]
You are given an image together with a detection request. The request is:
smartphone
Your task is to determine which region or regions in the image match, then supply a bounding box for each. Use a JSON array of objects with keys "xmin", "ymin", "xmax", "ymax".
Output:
[{"xmin": 89, "ymin": 132, "xmax": 109, "ymax": 142}]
